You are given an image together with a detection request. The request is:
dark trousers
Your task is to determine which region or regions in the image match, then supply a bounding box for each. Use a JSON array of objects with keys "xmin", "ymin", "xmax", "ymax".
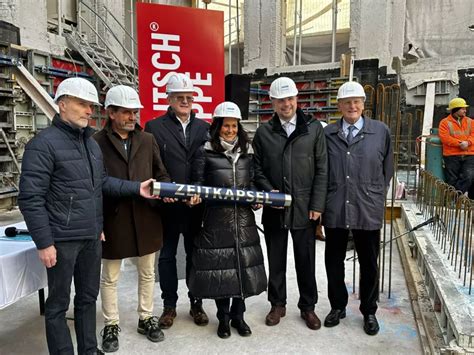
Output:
[
  {"xmin": 215, "ymin": 298, "xmax": 246, "ymax": 321},
  {"xmin": 443, "ymin": 155, "xmax": 474, "ymax": 195},
  {"xmin": 324, "ymin": 228, "xmax": 380, "ymax": 315},
  {"xmin": 263, "ymin": 225, "xmax": 317, "ymax": 311},
  {"xmin": 158, "ymin": 222, "xmax": 200, "ymax": 308},
  {"xmin": 45, "ymin": 239, "xmax": 101, "ymax": 355}
]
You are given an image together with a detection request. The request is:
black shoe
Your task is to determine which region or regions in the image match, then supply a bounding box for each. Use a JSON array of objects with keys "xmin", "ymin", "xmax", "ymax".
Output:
[
  {"xmin": 363, "ymin": 314, "xmax": 380, "ymax": 335},
  {"xmin": 217, "ymin": 320, "xmax": 231, "ymax": 339},
  {"xmin": 100, "ymin": 324, "xmax": 120, "ymax": 353},
  {"xmin": 230, "ymin": 319, "xmax": 252, "ymax": 336},
  {"xmin": 324, "ymin": 309, "xmax": 346, "ymax": 327},
  {"xmin": 190, "ymin": 304, "xmax": 209, "ymax": 326},
  {"xmin": 138, "ymin": 316, "xmax": 165, "ymax": 342},
  {"xmin": 94, "ymin": 349, "xmax": 105, "ymax": 355}
]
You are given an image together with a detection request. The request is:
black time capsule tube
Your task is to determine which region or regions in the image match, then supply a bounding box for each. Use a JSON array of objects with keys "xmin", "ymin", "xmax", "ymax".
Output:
[{"xmin": 151, "ymin": 182, "xmax": 292, "ymax": 207}]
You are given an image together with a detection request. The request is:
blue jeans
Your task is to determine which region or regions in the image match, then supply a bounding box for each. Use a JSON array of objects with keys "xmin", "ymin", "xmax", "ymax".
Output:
[{"xmin": 45, "ymin": 239, "xmax": 101, "ymax": 355}]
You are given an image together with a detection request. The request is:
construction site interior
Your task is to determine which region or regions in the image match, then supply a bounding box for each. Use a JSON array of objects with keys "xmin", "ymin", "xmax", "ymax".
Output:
[{"xmin": 0, "ymin": 1, "xmax": 472, "ymax": 354}]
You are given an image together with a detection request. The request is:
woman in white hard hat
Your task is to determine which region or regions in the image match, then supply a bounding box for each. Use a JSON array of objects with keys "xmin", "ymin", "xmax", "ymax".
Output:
[{"xmin": 188, "ymin": 101, "xmax": 267, "ymax": 339}]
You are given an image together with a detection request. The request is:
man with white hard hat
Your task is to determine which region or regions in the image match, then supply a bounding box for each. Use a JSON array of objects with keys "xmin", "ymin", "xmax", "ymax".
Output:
[
  {"xmin": 438, "ymin": 97, "xmax": 474, "ymax": 197},
  {"xmin": 252, "ymin": 76, "xmax": 328, "ymax": 331},
  {"xmin": 18, "ymin": 78, "xmax": 158, "ymax": 355},
  {"xmin": 322, "ymin": 81, "xmax": 393, "ymax": 335},
  {"xmin": 94, "ymin": 85, "xmax": 172, "ymax": 351},
  {"xmin": 145, "ymin": 73, "xmax": 210, "ymax": 329}
]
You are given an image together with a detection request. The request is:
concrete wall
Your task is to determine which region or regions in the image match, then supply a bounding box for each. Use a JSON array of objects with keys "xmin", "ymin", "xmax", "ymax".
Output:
[
  {"xmin": 350, "ymin": 0, "xmax": 405, "ymax": 71},
  {"xmin": 242, "ymin": 0, "xmax": 286, "ymax": 73},
  {"xmin": 0, "ymin": 0, "xmax": 16, "ymax": 26},
  {"xmin": 0, "ymin": 0, "xmax": 51, "ymax": 53}
]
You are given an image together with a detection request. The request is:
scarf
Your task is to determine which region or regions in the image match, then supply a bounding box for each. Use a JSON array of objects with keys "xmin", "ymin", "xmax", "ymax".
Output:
[{"xmin": 219, "ymin": 136, "xmax": 240, "ymax": 162}]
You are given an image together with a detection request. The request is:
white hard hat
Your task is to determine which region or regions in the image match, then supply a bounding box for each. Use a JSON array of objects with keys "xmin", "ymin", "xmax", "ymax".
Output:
[
  {"xmin": 213, "ymin": 101, "xmax": 242, "ymax": 120},
  {"xmin": 166, "ymin": 73, "xmax": 194, "ymax": 94},
  {"xmin": 269, "ymin": 77, "xmax": 298, "ymax": 99},
  {"xmin": 54, "ymin": 77, "xmax": 101, "ymax": 105},
  {"xmin": 105, "ymin": 85, "xmax": 143, "ymax": 109},
  {"xmin": 337, "ymin": 81, "xmax": 366, "ymax": 101}
]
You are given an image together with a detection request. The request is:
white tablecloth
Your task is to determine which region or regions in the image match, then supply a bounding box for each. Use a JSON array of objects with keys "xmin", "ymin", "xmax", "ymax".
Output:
[{"xmin": 0, "ymin": 222, "xmax": 47, "ymax": 310}]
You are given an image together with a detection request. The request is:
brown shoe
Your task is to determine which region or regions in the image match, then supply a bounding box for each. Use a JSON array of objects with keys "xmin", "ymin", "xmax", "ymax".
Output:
[
  {"xmin": 315, "ymin": 224, "xmax": 326, "ymax": 241},
  {"xmin": 301, "ymin": 310, "xmax": 321, "ymax": 330},
  {"xmin": 189, "ymin": 304, "xmax": 209, "ymax": 326},
  {"xmin": 265, "ymin": 306, "xmax": 286, "ymax": 326},
  {"xmin": 158, "ymin": 307, "xmax": 176, "ymax": 329}
]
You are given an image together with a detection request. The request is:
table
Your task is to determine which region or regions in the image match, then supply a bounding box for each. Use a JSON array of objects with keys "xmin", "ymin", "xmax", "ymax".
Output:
[{"xmin": 0, "ymin": 222, "xmax": 47, "ymax": 313}]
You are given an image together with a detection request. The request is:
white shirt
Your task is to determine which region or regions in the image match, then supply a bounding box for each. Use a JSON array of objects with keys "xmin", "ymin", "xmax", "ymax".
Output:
[
  {"xmin": 280, "ymin": 114, "xmax": 297, "ymax": 136},
  {"xmin": 342, "ymin": 117, "xmax": 364, "ymax": 139},
  {"xmin": 179, "ymin": 115, "xmax": 191, "ymax": 138}
]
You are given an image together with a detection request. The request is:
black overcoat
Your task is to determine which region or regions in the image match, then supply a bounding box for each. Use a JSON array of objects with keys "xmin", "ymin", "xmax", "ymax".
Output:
[
  {"xmin": 144, "ymin": 108, "xmax": 209, "ymax": 232},
  {"xmin": 323, "ymin": 117, "xmax": 393, "ymax": 230},
  {"xmin": 189, "ymin": 143, "xmax": 267, "ymax": 299},
  {"xmin": 252, "ymin": 108, "xmax": 328, "ymax": 229}
]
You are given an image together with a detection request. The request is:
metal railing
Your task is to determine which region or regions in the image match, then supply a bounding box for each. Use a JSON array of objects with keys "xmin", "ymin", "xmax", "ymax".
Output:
[
  {"xmin": 376, "ymin": 83, "xmax": 423, "ymax": 195},
  {"xmin": 416, "ymin": 170, "xmax": 473, "ymax": 294},
  {"xmin": 77, "ymin": 0, "xmax": 137, "ymax": 85}
]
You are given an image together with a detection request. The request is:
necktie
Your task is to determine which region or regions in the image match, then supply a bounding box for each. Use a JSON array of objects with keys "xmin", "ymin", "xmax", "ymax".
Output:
[
  {"xmin": 284, "ymin": 122, "xmax": 294, "ymax": 136},
  {"xmin": 347, "ymin": 125, "xmax": 356, "ymax": 144}
]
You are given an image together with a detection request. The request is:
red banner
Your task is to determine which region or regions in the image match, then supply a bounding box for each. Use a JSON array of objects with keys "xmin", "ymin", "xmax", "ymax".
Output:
[{"xmin": 136, "ymin": 3, "xmax": 224, "ymax": 125}]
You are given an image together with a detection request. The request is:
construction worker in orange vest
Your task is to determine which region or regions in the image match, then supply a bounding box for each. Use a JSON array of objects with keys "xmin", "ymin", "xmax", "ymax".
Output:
[{"xmin": 438, "ymin": 97, "xmax": 474, "ymax": 197}]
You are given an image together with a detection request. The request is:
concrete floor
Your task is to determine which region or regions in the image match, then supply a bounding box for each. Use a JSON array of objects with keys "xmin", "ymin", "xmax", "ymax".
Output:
[{"xmin": 0, "ymin": 209, "xmax": 422, "ymax": 355}]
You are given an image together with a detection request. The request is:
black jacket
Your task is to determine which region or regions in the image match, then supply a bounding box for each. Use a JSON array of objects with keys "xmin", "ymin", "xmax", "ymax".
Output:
[
  {"xmin": 144, "ymin": 108, "xmax": 209, "ymax": 231},
  {"xmin": 189, "ymin": 143, "xmax": 267, "ymax": 299},
  {"xmin": 18, "ymin": 115, "xmax": 139, "ymax": 250},
  {"xmin": 252, "ymin": 108, "xmax": 328, "ymax": 229}
]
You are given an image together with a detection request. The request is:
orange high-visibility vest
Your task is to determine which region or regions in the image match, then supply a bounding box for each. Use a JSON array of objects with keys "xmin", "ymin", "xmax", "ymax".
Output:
[{"xmin": 438, "ymin": 114, "xmax": 474, "ymax": 156}]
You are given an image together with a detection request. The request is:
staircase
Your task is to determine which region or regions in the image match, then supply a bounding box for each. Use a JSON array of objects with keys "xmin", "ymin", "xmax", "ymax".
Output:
[
  {"xmin": 64, "ymin": 0, "xmax": 138, "ymax": 90},
  {"xmin": 65, "ymin": 31, "xmax": 136, "ymax": 89}
]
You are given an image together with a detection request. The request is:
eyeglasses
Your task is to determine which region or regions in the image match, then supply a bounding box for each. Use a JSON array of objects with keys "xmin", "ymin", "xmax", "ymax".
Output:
[{"xmin": 172, "ymin": 95, "xmax": 194, "ymax": 103}]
